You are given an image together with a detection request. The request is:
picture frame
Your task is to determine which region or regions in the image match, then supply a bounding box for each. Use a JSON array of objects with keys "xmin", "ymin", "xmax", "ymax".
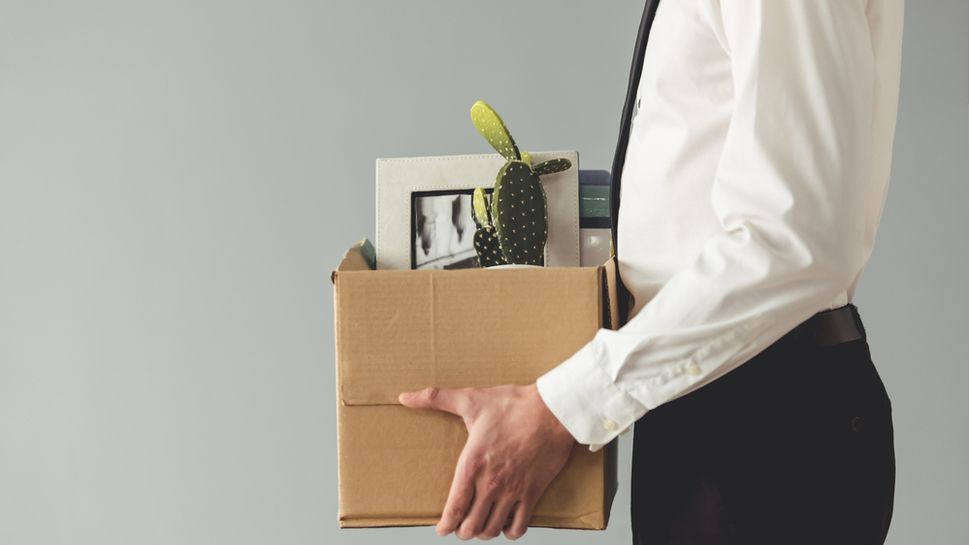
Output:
[{"xmin": 376, "ymin": 151, "xmax": 581, "ymax": 270}]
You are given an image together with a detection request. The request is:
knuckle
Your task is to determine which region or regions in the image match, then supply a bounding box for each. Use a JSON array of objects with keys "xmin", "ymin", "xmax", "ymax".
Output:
[
  {"xmin": 488, "ymin": 466, "xmax": 515, "ymax": 488},
  {"xmin": 447, "ymin": 502, "xmax": 466, "ymax": 519},
  {"xmin": 465, "ymin": 456, "xmax": 485, "ymax": 475},
  {"xmin": 503, "ymin": 477, "xmax": 524, "ymax": 496},
  {"xmin": 482, "ymin": 476, "xmax": 502, "ymax": 496},
  {"xmin": 424, "ymin": 387, "xmax": 440, "ymax": 401}
]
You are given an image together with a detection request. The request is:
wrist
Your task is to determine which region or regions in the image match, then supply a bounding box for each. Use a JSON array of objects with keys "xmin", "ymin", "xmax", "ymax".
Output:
[{"xmin": 527, "ymin": 383, "xmax": 576, "ymax": 445}]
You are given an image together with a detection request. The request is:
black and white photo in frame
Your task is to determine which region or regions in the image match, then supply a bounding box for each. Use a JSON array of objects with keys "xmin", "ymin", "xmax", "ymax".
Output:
[{"xmin": 411, "ymin": 189, "xmax": 480, "ymax": 269}]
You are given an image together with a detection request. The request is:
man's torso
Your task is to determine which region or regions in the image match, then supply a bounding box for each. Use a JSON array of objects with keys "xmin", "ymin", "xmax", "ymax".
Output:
[{"xmin": 617, "ymin": 0, "xmax": 903, "ymax": 319}]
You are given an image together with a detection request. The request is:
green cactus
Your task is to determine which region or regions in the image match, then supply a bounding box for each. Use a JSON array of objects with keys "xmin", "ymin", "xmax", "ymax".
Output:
[
  {"xmin": 470, "ymin": 100, "xmax": 520, "ymax": 161},
  {"xmin": 471, "ymin": 188, "xmax": 507, "ymax": 267},
  {"xmin": 492, "ymin": 161, "xmax": 547, "ymax": 265},
  {"xmin": 472, "ymin": 186, "xmax": 490, "ymax": 227},
  {"xmin": 533, "ymin": 158, "xmax": 571, "ymax": 175},
  {"xmin": 469, "ymin": 100, "xmax": 572, "ymax": 266}
]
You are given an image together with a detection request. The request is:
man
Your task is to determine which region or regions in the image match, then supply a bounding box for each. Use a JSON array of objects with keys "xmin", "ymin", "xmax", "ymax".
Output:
[{"xmin": 399, "ymin": 0, "xmax": 902, "ymax": 542}]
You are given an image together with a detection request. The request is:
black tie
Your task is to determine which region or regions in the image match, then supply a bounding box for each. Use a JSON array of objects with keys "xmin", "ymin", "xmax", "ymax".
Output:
[{"xmin": 609, "ymin": 0, "xmax": 661, "ymax": 325}]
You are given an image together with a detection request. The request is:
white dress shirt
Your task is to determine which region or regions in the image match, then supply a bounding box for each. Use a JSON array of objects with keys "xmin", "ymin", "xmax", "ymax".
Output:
[{"xmin": 537, "ymin": 0, "xmax": 904, "ymax": 452}]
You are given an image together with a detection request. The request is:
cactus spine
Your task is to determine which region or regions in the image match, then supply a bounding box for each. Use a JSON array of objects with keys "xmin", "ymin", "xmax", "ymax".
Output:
[{"xmin": 469, "ymin": 100, "xmax": 572, "ymax": 266}]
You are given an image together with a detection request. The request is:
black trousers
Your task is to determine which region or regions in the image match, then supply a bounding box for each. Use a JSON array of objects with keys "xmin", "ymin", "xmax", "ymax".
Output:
[{"xmin": 630, "ymin": 304, "xmax": 895, "ymax": 545}]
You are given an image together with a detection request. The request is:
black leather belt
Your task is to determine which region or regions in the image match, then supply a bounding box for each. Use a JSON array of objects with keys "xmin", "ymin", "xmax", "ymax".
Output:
[{"xmin": 800, "ymin": 303, "xmax": 867, "ymax": 347}]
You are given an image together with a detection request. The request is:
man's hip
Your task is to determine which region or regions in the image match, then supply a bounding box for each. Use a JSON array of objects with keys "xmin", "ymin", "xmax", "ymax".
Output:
[{"xmin": 630, "ymin": 304, "xmax": 895, "ymax": 545}]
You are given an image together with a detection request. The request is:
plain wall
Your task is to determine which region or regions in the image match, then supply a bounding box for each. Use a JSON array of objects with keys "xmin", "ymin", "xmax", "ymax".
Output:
[{"xmin": 0, "ymin": 1, "xmax": 965, "ymax": 544}]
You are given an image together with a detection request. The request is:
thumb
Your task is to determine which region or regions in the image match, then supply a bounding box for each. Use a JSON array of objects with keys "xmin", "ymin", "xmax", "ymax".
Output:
[{"xmin": 398, "ymin": 387, "xmax": 466, "ymax": 416}]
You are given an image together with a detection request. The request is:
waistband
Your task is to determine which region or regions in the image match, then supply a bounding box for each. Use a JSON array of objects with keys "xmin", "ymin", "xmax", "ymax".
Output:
[{"xmin": 791, "ymin": 303, "xmax": 867, "ymax": 347}]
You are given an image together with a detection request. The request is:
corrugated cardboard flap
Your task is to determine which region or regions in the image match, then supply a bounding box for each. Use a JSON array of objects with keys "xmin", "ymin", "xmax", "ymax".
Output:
[
  {"xmin": 602, "ymin": 255, "xmax": 621, "ymax": 329},
  {"xmin": 331, "ymin": 239, "xmax": 375, "ymax": 284},
  {"xmin": 334, "ymin": 266, "xmax": 603, "ymax": 406}
]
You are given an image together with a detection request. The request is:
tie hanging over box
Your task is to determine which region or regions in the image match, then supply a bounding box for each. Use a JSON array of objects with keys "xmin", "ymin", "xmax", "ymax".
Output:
[{"xmin": 330, "ymin": 240, "xmax": 620, "ymax": 529}]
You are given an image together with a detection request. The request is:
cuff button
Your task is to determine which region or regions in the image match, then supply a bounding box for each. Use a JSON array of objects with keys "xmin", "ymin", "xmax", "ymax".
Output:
[
  {"xmin": 686, "ymin": 364, "xmax": 702, "ymax": 376},
  {"xmin": 602, "ymin": 418, "xmax": 618, "ymax": 431}
]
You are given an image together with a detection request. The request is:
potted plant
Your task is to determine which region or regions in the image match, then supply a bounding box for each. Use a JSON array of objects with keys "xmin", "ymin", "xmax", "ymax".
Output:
[{"xmin": 469, "ymin": 100, "xmax": 573, "ymax": 268}]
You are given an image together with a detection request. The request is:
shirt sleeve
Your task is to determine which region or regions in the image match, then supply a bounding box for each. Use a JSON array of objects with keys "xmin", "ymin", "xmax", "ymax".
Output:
[{"xmin": 537, "ymin": 0, "xmax": 879, "ymax": 452}]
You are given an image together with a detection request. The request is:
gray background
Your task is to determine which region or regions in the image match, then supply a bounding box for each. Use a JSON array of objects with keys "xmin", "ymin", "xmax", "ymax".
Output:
[{"xmin": 0, "ymin": 1, "xmax": 965, "ymax": 544}]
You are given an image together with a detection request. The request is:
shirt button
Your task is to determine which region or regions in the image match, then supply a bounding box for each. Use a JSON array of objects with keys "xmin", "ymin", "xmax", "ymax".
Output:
[
  {"xmin": 602, "ymin": 419, "xmax": 618, "ymax": 431},
  {"xmin": 686, "ymin": 364, "xmax": 701, "ymax": 376}
]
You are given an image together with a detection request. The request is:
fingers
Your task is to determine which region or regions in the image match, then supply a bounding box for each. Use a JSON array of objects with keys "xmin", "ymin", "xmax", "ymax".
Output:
[
  {"xmin": 455, "ymin": 487, "xmax": 495, "ymax": 540},
  {"xmin": 398, "ymin": 386, "xmax": 469, "ymax": 416},
  {"xmin": 436, "ymin": 450, "xmax": 477, "ymax": 536},
  {"xmin": 478, "ymin": 497, "xmax": 517, "ymax": 540},
  {"xmin": 503, "ymin": 496, "xmax": 537, "ymax": 540}
]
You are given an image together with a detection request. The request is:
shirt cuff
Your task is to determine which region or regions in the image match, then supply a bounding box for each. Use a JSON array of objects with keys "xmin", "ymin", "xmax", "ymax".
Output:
[{"xmin": 536, "ymin": 339, "xmax": 646, "ymax": 452}]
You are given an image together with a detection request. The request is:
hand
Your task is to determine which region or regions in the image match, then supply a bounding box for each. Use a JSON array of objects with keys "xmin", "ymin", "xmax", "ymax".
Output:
[{"xmin": 398, "ymin": 383, "xmax": 577, "ymax": 540}]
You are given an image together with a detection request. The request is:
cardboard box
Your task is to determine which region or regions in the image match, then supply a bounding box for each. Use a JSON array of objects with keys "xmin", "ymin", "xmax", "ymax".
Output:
[{"xmin": 331, "ymin": 240, "xmax": 619, "ymax": 529}]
